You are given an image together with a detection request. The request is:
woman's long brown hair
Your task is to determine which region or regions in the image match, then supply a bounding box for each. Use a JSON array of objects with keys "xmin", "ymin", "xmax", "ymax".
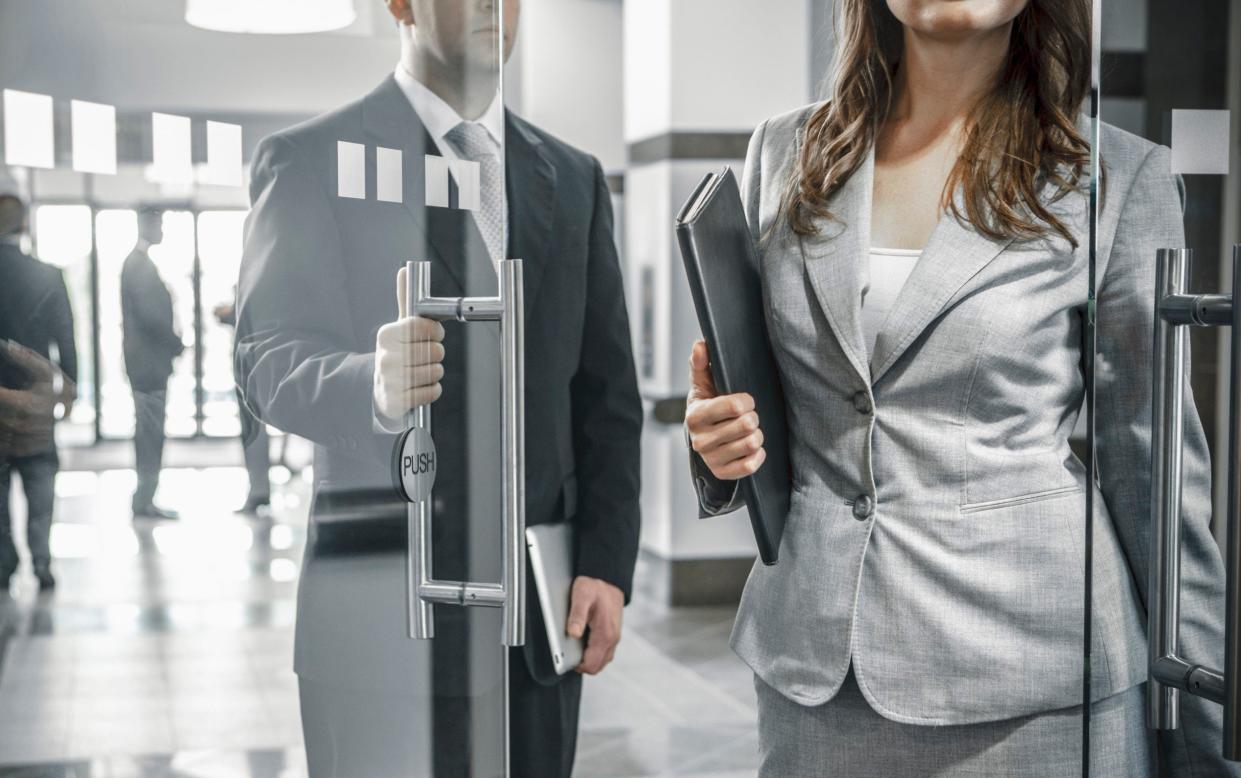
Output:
[{"xmin": 785, "ymin": 0, "xmax": 1091, "ymax": 246}]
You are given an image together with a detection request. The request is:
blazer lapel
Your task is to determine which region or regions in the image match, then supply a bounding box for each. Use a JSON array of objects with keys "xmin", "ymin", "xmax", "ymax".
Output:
[
  {"xmin": 362, "ymin": 75, "xmax": 482, "ymax": 297},
  {"xmin": 798, "ymin": 137, "xmax": 872, "ymax": 383},
  {"xmin": 504, "ymin": 114, "xmax": 556, "ymax": 318},
  {"xmin": 868, "ymin": 190, "xmax": 1012, "ymax": 383}
]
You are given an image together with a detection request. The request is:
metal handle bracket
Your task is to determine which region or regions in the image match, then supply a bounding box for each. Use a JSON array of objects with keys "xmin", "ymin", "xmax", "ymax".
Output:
[{"xmin": 1148, "ymin": 246, "xmax": 1241, "ymax": 761}]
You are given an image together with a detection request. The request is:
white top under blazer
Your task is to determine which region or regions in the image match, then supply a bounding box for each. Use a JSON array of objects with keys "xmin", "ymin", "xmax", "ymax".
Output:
[{"xmin": 861, "ymin": 247, "xmax": 922, "ymax": 359}]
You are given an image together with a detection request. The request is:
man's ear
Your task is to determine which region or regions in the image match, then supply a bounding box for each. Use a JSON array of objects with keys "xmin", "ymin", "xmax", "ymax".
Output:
[{"xmin": 384, "ymin": 0, "xmax": 414, "ymax": 26}]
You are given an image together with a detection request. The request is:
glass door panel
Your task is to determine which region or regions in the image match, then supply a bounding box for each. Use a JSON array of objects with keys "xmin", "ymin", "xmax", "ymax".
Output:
[
  {"xmin": 1095, "ymin": 0, "xmax": 1240, "ymax": 771},
  {"xmin": 3, "ymin": 0, "xmax": 525, "ymax": 773},
  {"xmin": 226, "ymin": 2, "xmax": 513, "ymax": 776}
]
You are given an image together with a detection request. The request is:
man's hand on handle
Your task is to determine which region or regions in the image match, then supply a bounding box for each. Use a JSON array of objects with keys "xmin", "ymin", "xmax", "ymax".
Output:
[
  {"xmin": 567, "ymin": 575, "xmax": 624, "ymax": 675},
  {"xmin": 685, "ymin": 340, "xmax": 765, "ymax": 481},
  {"xmin": 374, "ymin": 266, "xmax": 447, "ymax": 420}
]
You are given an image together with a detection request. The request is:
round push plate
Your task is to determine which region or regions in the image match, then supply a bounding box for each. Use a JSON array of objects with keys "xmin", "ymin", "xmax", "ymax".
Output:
[{"xmin": 394, "ymin": 426, "xmax": 437, "ymax": 503}]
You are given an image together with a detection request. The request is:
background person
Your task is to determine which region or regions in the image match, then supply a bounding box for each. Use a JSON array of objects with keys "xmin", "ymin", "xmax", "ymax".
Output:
[
  {"xmin": 684, "ymin": 0, "xmax": 1233, "ymax": 775},
  {"xmin": 0, "ymin": 193, "xmax": 77, "ymax": 591},
  {"xmin": 120, "ymin": 206, "xmax": 183, "ymax": 520}
]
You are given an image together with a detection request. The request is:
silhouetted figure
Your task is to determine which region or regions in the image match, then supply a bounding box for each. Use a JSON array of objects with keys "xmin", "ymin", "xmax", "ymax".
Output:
[
  {"xmin": 0, "ymin": 193, "xmax": 77, "ymax": 591},
  {"xmin": 120, "ymin": 207, "xmax": 182, "ymax": 520}
]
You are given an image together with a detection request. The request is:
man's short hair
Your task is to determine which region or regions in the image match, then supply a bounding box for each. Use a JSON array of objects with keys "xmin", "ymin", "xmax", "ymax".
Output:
[
  {"xmin": 0, "ymin": 194, "xmax": 27, "ymax": 236},
  {"xmin": 136, "ymin": 204, "xmax": 164, "ymax": 221}
]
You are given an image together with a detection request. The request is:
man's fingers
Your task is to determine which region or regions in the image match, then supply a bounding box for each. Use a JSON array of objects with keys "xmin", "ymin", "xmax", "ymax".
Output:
[
  {"xmin": 566, "ymin": 583, "xmax": 593, "ymax": 640},
  {"xmin": 381, "ymin": 344, "xmax": 444, "ymax": 376},
  {"xmin": 377, "ymin": 318, "xmax": 446, "ymax": 351},
  {"xmin": 0, "ymin": 340, "xmax": 57, "ymax": 384},
  {"xmin": 395, "ymin": 316, "xmax": 445, "ymax": 344},
  {"xmin": 400, "ymin": 363, "xmax": 445, "ymax": 389},
  {"xmin": 578, "ymin": 643, "xmax": 608, "ymax": 675},
  {"xmin": 576, "ymin": 597, "xmax": 621, "ymax": 675},
  {"xmin": 396, "ymin": 266, "xmax": 408, "ymax": 319},
  {"xmin": 0, "ymin": 385, "xmax": 55, "ymax": 418},
  {"xmin": 577, "ymin": 628, "xmax": 619, "ymax": 675},
  {"xmin": 399, "ymin": 383, "xmax": 442, "ymax": 409}
]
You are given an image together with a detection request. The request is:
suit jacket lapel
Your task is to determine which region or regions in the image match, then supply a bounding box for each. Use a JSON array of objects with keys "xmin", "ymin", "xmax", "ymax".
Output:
[
  {"xmin": 504, "ymin": 114, "xmax": 556, "ymax": 318},
  {"xmin": 362, "ymin": 75, "xmax": 482, "ymax": 297},
  {"xmin": 798, "ymin": 136, "xmax": 872, "ymax": 383},
  {"xmin": 869, "ymin": 190, "xmax": 1012, "ymax": 383}
]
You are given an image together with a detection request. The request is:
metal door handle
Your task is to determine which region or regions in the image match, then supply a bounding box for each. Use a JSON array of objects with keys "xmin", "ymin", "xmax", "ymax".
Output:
[
  {"xmin": 396, "ymin": 259, "xmax": 525, "ymax": 648},
  {"xmin": 1147, "ymin": 246, "xmax": 1241, "ymax": 760}
]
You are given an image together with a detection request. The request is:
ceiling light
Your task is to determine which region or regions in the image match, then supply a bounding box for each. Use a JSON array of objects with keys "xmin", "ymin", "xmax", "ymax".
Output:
[{"xmin": 185, "ymin": 0, "xmax": 356, "ymax": 35}]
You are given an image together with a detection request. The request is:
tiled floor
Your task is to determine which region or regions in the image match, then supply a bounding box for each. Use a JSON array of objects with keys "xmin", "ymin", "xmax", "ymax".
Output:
[{"xmin": 0, "ymin": 451, "xmax": 758, "ymax": 777}]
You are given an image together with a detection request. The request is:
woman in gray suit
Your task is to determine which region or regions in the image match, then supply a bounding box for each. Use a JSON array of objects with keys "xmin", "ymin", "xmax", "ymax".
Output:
[{"xmin": 685, "ymin": 0, "xmax": 1233, "ymax": 775}]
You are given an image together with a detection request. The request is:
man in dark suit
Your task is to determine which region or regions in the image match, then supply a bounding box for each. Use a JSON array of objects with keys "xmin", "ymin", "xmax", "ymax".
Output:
[
  {"xmin": 120, "ymin": 207, "xmax": 183, "ymax": 520},
  {"xmin": 0, "ymin": 194, "xmax": 77, "ymax": 591},
  {"xmin": 234, "ymin": 1, "xmax": 641, "ymax": 775}
]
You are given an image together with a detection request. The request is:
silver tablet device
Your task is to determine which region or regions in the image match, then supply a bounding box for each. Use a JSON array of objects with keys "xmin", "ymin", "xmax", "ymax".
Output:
[{"xmin": 526, "ymin": 523, "xmax": 584, "ymax": 675}]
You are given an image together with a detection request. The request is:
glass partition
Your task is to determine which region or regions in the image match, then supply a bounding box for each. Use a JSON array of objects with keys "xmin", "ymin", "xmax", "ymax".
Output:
[
  {"xmin": 1092, "ymin": 0, "xmax": 1240, "ymax": 771},
  {"xmin": 2, "ymin": 1, "xmax": 515, "ymax": 775}
]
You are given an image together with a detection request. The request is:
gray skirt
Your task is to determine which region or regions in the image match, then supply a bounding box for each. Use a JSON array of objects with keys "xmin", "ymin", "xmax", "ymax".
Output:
[{"xmin": 755, "ymin": 668, "xmax": 1151, "ymax": 777}]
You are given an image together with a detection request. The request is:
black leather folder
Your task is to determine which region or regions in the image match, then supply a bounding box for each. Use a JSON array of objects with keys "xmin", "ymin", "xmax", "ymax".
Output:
[{"xmin": 675, "ymin": 167, "xmax": 790, "ymax": 565}]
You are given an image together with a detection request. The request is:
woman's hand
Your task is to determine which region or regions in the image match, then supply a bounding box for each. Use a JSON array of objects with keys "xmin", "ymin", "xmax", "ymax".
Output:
[
  {"xmin": 684, "ymin": 339, "xmax": 766, "ymax": 480},
  {"xmin": 373, "ymin": 265, "xmax": 446, "ymax": 420}
]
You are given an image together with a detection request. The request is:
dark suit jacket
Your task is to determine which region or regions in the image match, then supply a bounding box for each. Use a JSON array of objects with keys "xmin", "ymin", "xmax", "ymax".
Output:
[
  {"xmin": 0, "ymin": 241, "xmax": 78, "ymax": 392},
  {"xmin": 235, "ymin": 76, "xmax": 642, "ymax": 692},
  {"xmin": 120, "ymin": 248, "xmax": 182, "ymax": 391}
]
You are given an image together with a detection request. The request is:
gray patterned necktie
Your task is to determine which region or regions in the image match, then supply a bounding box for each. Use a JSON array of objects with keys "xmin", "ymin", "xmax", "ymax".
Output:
[{"xmin": 446, "ymin": 121, "xmax": 505, "ymax": 268}]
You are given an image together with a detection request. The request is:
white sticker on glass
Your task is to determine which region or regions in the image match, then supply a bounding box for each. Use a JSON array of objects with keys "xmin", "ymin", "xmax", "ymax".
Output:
[
  {"xmin": 204, "ymin": 120, "xmax": 243, "ymax": 187},
  {"xmin": 337, "ymin": 141, "xmax": 366, "ymax": 199},
  {"xmin": 3, "ymin": 89, "xmax": 55, "ymax": 169},
  {"xmin": 1171, "ymin": 109, "xmax": 1231, "ymax": 176},
  {"xmin": 426, "ymin": 154, "xmax": 450, "ymax": 208},
  {"xmin": 376, "ymin": 147, "xmax": 403, "ymax": 203},
  {"xmin": 150, "ymin": 112, "xmax": 194, "ymax": 184},
  {"xmin": 451, "ymin": 158, "xmax": 481, "ymax": 211},
  {"xmin": 70, "ymin": 100, "xmax": 117, "ymax": 175}
]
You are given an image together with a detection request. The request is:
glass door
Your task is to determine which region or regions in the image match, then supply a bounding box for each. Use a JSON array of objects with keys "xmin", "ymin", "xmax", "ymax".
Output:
[
  {"xmin": 230, "ymin": 2, "xmax": 516, "ymax": 775},
  {"xmin": 5, "ymin": 1, "xmax": 515, "ymax": 775},
  {"xmin": 1093, "ymin": 0, "xmax": 1240, "ymax": 772}
]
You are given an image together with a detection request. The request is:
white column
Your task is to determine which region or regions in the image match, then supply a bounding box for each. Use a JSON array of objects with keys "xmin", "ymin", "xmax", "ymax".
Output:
[
  {"xmin": 509, "ymin": 0, "xmax": 626, "ymax": 174},
  {"xmin": 624, "ymin": 0, "xmax": 813, "ymax": 600}
]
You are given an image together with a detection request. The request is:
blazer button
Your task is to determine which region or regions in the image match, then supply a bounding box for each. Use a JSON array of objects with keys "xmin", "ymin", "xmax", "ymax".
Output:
[
  {"xmin": 852, "ymin": 494, "xmax": 874, "ymax": 520},
  {"xmin": 852, "ymin": 391, "xmax": 873, "ymax": 414}
]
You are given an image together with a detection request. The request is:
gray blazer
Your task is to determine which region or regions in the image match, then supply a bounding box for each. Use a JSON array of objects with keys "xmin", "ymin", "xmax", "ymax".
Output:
[{"xmin": 692, "ymin": 103, "xmax": 1229, "ymax": 727}]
